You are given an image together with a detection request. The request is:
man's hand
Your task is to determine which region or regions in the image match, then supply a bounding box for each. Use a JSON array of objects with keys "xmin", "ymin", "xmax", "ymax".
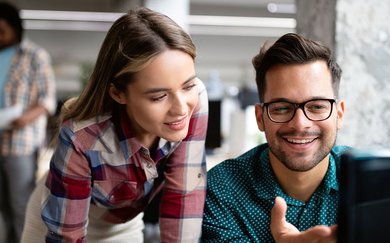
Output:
[{"xmin": 270, "ymin": 196, "xmax": 337, "ymax": 243}]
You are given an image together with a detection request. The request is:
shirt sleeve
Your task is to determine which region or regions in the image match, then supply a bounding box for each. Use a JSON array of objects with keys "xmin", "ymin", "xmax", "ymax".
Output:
[
  {"xmin": 33, "ymin": 47, "xmax": 56, "ymax": 115},
  {"xmin": 41, "ymin": 124, "xmax": 92, "ymax": 243},
  {"xmin": 159, "ymin": 78, "xmax": 209, "ymax": 242},
  {"xmin": 201, "ymin": 167, "xmax": 252, "ymax": 243}
]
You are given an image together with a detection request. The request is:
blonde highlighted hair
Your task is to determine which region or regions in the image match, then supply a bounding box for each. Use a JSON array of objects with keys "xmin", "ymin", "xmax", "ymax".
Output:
[{"xmin": 62, "ymin": 7, "xmax": 196, "ymax": 122}]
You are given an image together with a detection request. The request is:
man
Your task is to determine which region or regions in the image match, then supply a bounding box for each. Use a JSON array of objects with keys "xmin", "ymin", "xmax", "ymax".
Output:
[
  {"xmin": 202, "ymin": 33, "xmax": 349, "ymax": 242},
  {"xmin": 0, "ymin": 2, "xmax": 56, "ymax": 242}
]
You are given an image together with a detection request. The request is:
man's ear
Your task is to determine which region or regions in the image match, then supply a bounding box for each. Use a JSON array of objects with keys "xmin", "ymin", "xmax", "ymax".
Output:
[
  {"xmin": 255, "ymin": 104, "xmax": 265, "ymax": 132},
  {"xmin": 108, "ymin": 83, "xmax": 126, "ymax": 104},
  {"xmin": 336, "ymin": 99, "xmax": 345, "ymax": 129}
]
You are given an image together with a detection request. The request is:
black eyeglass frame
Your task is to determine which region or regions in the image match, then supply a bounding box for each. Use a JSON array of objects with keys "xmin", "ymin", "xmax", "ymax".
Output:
[{"xmin": 260, "ymin": 98, "xmax": 337, "ymax": 123}]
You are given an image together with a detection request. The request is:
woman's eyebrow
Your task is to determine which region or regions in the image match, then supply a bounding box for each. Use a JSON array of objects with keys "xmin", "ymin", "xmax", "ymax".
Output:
[
  {"xmin": 182, "ymin": 74, "xmax": 197, "ymax": 85},
  {"xmin": 142, "ymin": 74, "xmax": 197, "ymax": 94}
]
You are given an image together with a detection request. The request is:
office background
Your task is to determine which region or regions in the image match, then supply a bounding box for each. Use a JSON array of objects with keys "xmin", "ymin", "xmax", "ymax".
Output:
[{"xmin": 9, "ymin": 0, "xmax": 390, "ymax": 165}]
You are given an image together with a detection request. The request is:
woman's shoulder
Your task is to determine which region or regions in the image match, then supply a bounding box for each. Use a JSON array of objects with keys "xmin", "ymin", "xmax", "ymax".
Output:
[{"xmin": 62, "ymin": 115, "xmax": 112, "ymax": 133}]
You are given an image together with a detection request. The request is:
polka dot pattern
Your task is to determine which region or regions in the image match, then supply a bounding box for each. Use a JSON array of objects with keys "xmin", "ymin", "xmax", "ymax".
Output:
[{"xmin": 202, "ymin": 143, "xmax": 350, "ymax": 242}]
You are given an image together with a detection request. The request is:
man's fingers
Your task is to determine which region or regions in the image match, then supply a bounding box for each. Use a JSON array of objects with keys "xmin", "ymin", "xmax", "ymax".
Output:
[
  {"xmin": 305, "ymin": 225, "xmax": 332, "ymax": 237},
  {"xmin": 329, "ymin": 225, "xmax": 338, "ymax": 238},
  {"xmin": 270, "ymin": 197, "xmax": 338, "ymax": 243},
  {"xmin": 270, "ymin": 197, "xmax": 288, "ymax": 232},
  {"xmin": 302, "ymin": 225, "xmax": 338, "ymax": 242},
  {"xmin": 271, "ymin": 197, "xmax": 287, "ymax": 221}
]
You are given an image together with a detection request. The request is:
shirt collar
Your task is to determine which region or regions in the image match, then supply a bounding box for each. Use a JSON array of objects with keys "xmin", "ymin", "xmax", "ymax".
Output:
[
  {"xmin": 320, "ymin": 151, "xmax": 339, "ymax": 193},
  {"xmin": 255, "ymin": 146, "xmax": 292, "ymax": 201},
  {"xmin": 114, "ymin": 108, "xmax": 178, "ymax": 162}
]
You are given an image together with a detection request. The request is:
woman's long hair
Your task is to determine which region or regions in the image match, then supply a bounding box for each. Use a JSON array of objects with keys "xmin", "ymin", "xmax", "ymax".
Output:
[{"xmin": 61, "ymin": 7, "xmax": 196, "ymax": 122}]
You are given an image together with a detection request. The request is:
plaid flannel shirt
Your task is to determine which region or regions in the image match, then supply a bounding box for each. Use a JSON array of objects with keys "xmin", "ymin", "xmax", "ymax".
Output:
[
  {"xmin": 42, "ymin": 80, "xmax": 208, "ymax": 243},
  {"xmin": 0, "ymin": 39, "xmax": 56, "ymax": 156}
]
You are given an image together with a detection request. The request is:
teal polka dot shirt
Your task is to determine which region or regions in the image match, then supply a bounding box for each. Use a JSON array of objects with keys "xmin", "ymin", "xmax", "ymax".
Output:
[{"xmin": 202, "ymin": 143, "xmax": 350, "ymax": 242}]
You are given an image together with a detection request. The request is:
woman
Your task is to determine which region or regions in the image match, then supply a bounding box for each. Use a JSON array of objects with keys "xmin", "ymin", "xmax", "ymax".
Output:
[{"xmin": 21, "ymin": 7, "xmax": 208, "ymax": 243}]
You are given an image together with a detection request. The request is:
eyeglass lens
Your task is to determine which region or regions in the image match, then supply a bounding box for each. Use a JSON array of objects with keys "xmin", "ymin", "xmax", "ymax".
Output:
[{"xmin": 267, "ymin": 99, "xmax": 334, "ymax": 122}]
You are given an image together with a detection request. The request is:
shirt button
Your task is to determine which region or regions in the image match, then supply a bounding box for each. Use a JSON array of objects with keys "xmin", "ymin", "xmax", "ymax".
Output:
[
  {"xmin": 140, "ymin": 148, "xmax": 149, "ymax": 156},
  {"xmin": 197, "ymin": 173, "xmax": 202, "ymax": 178}
]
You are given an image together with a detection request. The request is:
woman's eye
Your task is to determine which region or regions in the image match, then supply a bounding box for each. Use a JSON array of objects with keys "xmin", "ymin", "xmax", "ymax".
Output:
[
  {"xmin": 151, "ymin": 94, "xmax": 167, "ymax": 102},
  {"xmin": 184, "ymin": 84, "xmax": 196, "ymax": 91}
]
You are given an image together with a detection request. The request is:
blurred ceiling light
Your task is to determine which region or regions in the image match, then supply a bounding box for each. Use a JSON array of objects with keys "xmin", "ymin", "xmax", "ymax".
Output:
[
  {"xmin": 189, "ymin": 25, "xmax": 294, "ymax": 37},
  {"xmin": 20, "ymin": 9, "xmax": 296, "ymax": 36},
  {"xmin": 21, "ymin": 10, "xmax": 123, "ymax": 22},
  {"xmin": 189, "ymin": 15, "xmax": 295, "ymax": 28},
  {"xmin": 267, "ymin": 3, "xmax": 296, "ymax": 14},
  {"xmin": 24, "ymin": 20, "xmax": 113, "ymax": 32},
  {"xmin": 21, "ymin": 10, "xmax": 124, "ymax": 31}
]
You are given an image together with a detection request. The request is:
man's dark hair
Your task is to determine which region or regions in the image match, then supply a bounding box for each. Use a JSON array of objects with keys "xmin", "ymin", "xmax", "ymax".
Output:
[
  {"xmin": 252, "ymin": 33, "xmax": 342, "ymax": 102},
  {"xmin": 0, "ymin": 2, "xmax": 23, "ymax": 42}
]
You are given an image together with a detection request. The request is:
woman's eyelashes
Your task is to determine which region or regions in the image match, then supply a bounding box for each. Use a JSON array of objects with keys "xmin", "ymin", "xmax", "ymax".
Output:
[
  {"xmin": 149, "ymin": 83, "xmax": 196, "ymax": 102},
  {"xmin": 184, "ymin": 83, "xmax": 196, "ymax": 91},
  {"xmin": 150, "ymin": 93, "xmax": 167, "ymax": 102}
]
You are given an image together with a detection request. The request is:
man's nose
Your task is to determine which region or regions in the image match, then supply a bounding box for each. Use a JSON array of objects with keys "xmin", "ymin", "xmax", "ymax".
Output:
[{"xmin": 288, "ymin": 107, "xmax": 312, "ymax": 127}]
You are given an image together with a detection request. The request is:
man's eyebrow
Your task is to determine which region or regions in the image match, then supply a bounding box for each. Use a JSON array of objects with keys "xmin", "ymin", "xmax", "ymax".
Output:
[
  {"xmin": 266, "ymin": 96, "xmax": 332, "ymax": 103},
  {"xmin": 265, "ymin": 98, "xmax": 291, "ymax": 103},
  {"xmin": 142, "ymin": 74, "xmax": 197, "ymax": 94}
]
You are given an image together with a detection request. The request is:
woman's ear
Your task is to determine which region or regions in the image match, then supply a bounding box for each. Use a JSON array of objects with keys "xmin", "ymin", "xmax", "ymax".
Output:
[{"xmin": 108, "ymin": 83, "xmax": 126, "ymax": 104}]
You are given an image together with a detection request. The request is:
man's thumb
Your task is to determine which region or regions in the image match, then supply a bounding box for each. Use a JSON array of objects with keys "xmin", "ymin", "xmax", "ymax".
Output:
[{"xmin": 271, "ymin": 196, "xmax": 288, "ymax": 228}]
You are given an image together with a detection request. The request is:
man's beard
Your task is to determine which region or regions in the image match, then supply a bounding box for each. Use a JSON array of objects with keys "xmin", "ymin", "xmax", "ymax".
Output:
[{"xmin": 269, "ymin": 132, "xmax": 337, "ymax": 172}]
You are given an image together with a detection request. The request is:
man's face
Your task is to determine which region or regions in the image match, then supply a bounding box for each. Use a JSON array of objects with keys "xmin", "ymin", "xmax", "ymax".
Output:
[
  {"xmin": 255, "ymin": 60, "xmax": 345, "ymax": 172},
  {"xmin": 0, "ymin": 19, "xmax": 18, "ymax": 50}
]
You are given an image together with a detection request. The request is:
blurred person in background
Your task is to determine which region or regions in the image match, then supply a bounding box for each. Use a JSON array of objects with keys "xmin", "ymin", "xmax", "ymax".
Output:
[
  {"xmin": 21, "ymin": 7, "xmax": 208, "ymax": 243},
  {"xmin": 0, "ymin": 2, "xmax": 56, "ymax": 242}
]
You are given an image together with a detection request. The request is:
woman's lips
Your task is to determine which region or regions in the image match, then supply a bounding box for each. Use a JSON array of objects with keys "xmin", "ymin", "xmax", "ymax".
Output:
[{"xmin": 165, "ymin": 117, "xmax": 187, "ymax": 131}]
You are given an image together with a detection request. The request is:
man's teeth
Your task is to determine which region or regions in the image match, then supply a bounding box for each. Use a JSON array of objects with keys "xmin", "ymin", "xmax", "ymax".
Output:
[{"xmin": 286, "ymin": 138, "xmax": 314, "ymax": 144}]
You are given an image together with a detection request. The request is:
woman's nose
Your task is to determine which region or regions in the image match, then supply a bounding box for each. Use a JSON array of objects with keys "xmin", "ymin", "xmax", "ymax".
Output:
[{"xmin": 170, "ymin": 95, "xmax": 187, "ymax": 115}]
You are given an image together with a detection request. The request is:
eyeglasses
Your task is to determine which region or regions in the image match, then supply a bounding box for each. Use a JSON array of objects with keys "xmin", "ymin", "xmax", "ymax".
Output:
[{"xmin": 261, "ymin": 98, "xmax": 337, "ymax": 123}]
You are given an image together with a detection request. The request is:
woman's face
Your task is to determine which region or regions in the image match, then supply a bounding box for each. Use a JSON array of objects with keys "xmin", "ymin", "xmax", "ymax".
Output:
[{"xmin": 111, "ymin": 49, "xmax": 199, "ymax": 148}]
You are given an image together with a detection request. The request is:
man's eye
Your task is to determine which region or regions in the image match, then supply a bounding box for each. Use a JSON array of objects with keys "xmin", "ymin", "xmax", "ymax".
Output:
[
  {"xmin": 306, "ymin": 101, "xmax": 329, "ymax": 112},
  {"xmin": 310, "ymin": 105, "xmax": 326, "ymax": 110},
  {"xmin": 270, "ymin": 106, "xmax": 292, "ymax": 114}
]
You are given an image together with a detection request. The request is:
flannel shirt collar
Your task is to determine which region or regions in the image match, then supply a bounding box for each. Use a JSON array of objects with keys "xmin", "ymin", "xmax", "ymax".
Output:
[{"xmin": 114, "ymin": 108, "xmax": 178, "ymax": 162}]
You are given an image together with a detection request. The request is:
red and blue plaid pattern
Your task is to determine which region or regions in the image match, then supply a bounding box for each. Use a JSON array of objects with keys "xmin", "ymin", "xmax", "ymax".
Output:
[{"xmin": 42, "ymin": 80, "xmax": 208, "ymax": 242}]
